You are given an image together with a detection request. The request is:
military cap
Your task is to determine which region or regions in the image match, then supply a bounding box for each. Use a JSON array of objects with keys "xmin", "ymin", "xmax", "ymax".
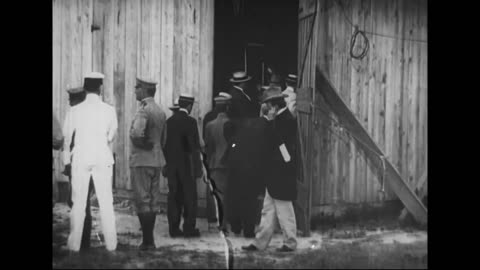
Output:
[
  {"xmin": 66, "ymin": 86, "xmax": 84, "ymax": 95},
  {"xmin": 84, "ymin": 72, "xmax": 105, "ymax": 91},
  {"xmin": 135, "ymin": 77, "xmax": 157, "ymax": 90},
  {"xmin": 230, "ymin": 71, "xmax": 252, "ymax": 83}
]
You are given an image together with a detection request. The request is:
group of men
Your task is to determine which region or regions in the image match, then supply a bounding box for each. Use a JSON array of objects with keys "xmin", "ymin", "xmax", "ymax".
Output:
[
  {"xmin": 52, "ymin": 69, "xmax": 299, "ymax": 253},
  {"xmin": 203, "ymin": 71, "xmax": 299, "ymax": 252}
]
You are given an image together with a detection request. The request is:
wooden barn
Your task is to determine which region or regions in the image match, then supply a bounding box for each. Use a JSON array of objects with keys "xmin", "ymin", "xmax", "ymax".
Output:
[
  {"xmin": 52, "ymin": 0, "xmax": 214, "ymax": 209},
  {"xmin": 52, "ymin": 0, "xmax": 427, "ymax": 232},
  {"xmin": 295, "ymin": 0, "xmax": 427, "ymax": 233}
]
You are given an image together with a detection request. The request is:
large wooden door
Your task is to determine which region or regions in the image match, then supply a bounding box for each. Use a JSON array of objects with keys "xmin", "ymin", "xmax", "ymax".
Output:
[{"xmin": 295, "ymin": 87, "xmax": 313, "ymax": 236}]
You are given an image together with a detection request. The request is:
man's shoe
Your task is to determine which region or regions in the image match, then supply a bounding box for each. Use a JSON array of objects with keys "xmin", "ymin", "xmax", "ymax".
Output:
[
  {"xmin": 184, "ymin": 229, "xmax": 201, "ymax": 238},
  {"xmin": 241, "ymin": 244, "xmax": 258, "ymax": 251},
  {"xmin": 276, "ymin": 245, "xmax": 294, "ymax": 252},
  {"xmin": 169, "ymin": 230, "xmax": 184, "ymax": 238}
]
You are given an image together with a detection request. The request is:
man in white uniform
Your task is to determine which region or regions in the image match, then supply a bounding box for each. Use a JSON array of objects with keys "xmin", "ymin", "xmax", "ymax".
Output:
[{"xmin": 62, "ymin": 72, "xmax": 118, "ymax": 252}]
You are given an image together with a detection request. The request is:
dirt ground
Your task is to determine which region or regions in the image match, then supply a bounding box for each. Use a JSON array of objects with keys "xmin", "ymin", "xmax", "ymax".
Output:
[{"xmin": 52, "ymin": 201, "xmax": 427, "ymax": 269}]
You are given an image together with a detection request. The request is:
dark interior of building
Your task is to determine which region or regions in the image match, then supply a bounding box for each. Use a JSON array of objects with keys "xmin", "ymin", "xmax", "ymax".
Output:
[{"xmin": 213, "ymin": 0, "xmax": 299, "ymax": 95}]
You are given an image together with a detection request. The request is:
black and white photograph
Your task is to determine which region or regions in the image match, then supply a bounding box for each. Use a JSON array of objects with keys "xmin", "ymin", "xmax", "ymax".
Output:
[{"xmin": 52, "ymin": 0, "xmax": 428, "ymax": 268}]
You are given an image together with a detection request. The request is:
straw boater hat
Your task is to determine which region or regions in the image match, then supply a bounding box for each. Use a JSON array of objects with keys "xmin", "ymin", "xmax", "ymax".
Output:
[
  {"xmin": 285, "ymin": 74, "xmax": 297, "ymax": 84},
  {"xmin": 178, "ymin": 93, "xmax": 195, "ymax": 106},
  {"xmin": 261, "ymin": 86, "xmax": 288, "ymax": 103},
  {"xmin": 230, "ymin": 71, "xmax": 252, "ymax": 83},
  {"xmin": 218, "ymin": 92, "xmax": 232, "ymax": 99},
  {"xmin": 169, "ymin": 97, "xmax": 180, "ymax": 111},
  {"xmin": 214, "ymin": 92, "xmax": 232, "ymax": 105}
]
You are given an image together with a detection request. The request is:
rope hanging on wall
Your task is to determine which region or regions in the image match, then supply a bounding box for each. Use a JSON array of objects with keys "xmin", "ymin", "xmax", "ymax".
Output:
[{"xmin": 350, "ymin": 27, "xmax": 370, "ymax": 60}]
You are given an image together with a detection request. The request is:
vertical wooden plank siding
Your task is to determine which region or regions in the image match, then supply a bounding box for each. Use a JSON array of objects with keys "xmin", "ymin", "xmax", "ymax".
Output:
[
  {"xmin": 298, "ymin": 0, "xmax": 427, "ymax": 206},
  {"xmin": 52, "ymin": 0, "xmax": 215, "ymax": 195}
]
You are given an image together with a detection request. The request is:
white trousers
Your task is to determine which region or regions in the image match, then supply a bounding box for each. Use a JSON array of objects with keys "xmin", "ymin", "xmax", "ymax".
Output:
[
  {"xmin": 252, "ymin": 189, "xmax": 297, "ymax": 250},
  {"xmin": 67, "ymin": 164, "xmax": 117, "ymax": 251}
]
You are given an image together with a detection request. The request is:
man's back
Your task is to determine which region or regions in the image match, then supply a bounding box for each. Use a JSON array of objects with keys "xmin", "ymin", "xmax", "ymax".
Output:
[
  {"xmin": 204, "ymin": 113, "xmax": 229, "ymax": 169},
  {"xmin": 225, "ymin": 117, "xmax": 271, "ymax": 170},
  {"xmin": 63, "ymin": 94, "xmax": 117, "ymax": 167},
  {"xmin": 164, "ymin": 111, "xmax": 200, "ymax": 171},
  {"xmin": 130, "ymin": 98, "xmax": 167, "ymax": 167}
]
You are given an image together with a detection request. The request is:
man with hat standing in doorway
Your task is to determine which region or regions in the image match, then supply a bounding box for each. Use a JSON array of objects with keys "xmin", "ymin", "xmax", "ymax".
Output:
[
  {"xmin": 228, "ymin": 71, "xmax": 259, "ymax": 119},
  {"xmin": 242, "ymin": 86, "xmax": 298, "ymax": 252},
  {"xmin": 164, "ymin": 93, "xmax": 203, "ymax": 238},
  {"xmin": 62, "ymin": 72, "xmax": 118, "ymax": 252},
  {"xmin": 129, "ymin": 78, "xmax": 167, "ymax": 250},
  {"xmin": 62, "ymin": 86, "xmax": 95, "ymax": 251},
  {"xmin": 283, "ymin": 74, "xmax": 297, "ymax": 117},
  {"xmin": 204, "ymin": 92, "xmax": 232, "ymax": 232},
  {"xmin": 202, "ymin": 92, "xmax": 232, "ymax": 140}
]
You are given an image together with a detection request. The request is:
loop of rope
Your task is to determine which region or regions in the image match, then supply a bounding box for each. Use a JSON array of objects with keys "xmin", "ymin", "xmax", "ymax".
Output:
[{"xmin": 350, "ymin": 27, "xmax": 370, "ymax": 60}]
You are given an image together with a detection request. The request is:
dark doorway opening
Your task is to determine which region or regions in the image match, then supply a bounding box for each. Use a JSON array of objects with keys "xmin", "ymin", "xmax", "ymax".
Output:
[{"xmin": 213, "ymin": 0, "xmax": 299, "ymax": 95}]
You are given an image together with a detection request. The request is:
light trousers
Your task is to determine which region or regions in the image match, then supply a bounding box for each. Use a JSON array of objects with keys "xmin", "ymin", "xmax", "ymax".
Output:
[
  {"xmin": 252, "ymin": 189, "xmax": 297, "ymax": 250},
  {"xmin": 67, "ymin": 163, "xmax": 117, "ymax": 251}
]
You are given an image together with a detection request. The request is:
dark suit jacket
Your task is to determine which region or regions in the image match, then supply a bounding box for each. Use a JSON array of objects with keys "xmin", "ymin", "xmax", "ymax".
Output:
[
  {"xmin": 202, "ymin": 109, "xmax": 218, "ymax": 139},
  {"xmin": 164, "ymin": 110, "xmax": 202, "ymax": 178},
  {"xmin": 223, "ymin": 117, "xmax": 273, "ymax": 195},
  {"xmin": 228, "ymin": 86, "xmax": 260, "ymax": 119},
  {"xmin": 204, "ymin": 113, "xmax": 230, "ymax": 170},
  {"xmin": 265, "ymin": 108, "xmax": 297, "ymax": 201}
]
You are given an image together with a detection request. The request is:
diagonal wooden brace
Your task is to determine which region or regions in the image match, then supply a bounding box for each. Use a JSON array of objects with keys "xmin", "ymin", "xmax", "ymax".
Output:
[{"xmin": 314, "ymin": 67, "xmax": 427, "ymax": 225}]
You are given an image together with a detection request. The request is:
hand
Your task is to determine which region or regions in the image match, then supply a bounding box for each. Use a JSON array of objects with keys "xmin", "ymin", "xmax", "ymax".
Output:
[{"xmin": 266, "ymin": 106, "xmax": 277, "ymax": 120}]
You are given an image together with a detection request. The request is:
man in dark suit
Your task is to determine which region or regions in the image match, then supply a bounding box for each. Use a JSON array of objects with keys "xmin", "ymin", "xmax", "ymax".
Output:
[
  {"xmin": 228, "ymin": 71, "xmax": 260, "ymax": 119},
  {"xmin": 129, "ymin": 78, "xmax": 167, "ymax": 250},
  {"xmin": 204, "ymin": 93, "xmax": 232, "ymax": 231},
  {"xmin": 242, "ymin": 86, "xmax": 298, "ymax": 252},
  {"xmin": 223, "ymin": 112, "xmax": 272, "ymax": 238},
  {"xmin": 62, "ymin": 86, "xmax": 94, "ymax": 251},
  {"xmin": 164, "ymin": 93, "xmax": 203, "ymax": 238}
]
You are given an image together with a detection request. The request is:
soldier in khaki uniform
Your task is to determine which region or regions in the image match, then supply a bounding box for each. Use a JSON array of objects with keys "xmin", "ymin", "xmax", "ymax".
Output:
[{"xmin": 129, "ymin": 78, "xmax": 167, "ymax": 250}]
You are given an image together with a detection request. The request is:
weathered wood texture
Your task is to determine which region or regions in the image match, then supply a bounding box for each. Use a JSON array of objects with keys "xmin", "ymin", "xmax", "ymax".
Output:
[
  {"xmin": 298, "ymin": 0, "xmax": 427, "ymax": 206},
  {"xmin": 52, "ymin": 0, "xmax": 214, "ymax": 204}
]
